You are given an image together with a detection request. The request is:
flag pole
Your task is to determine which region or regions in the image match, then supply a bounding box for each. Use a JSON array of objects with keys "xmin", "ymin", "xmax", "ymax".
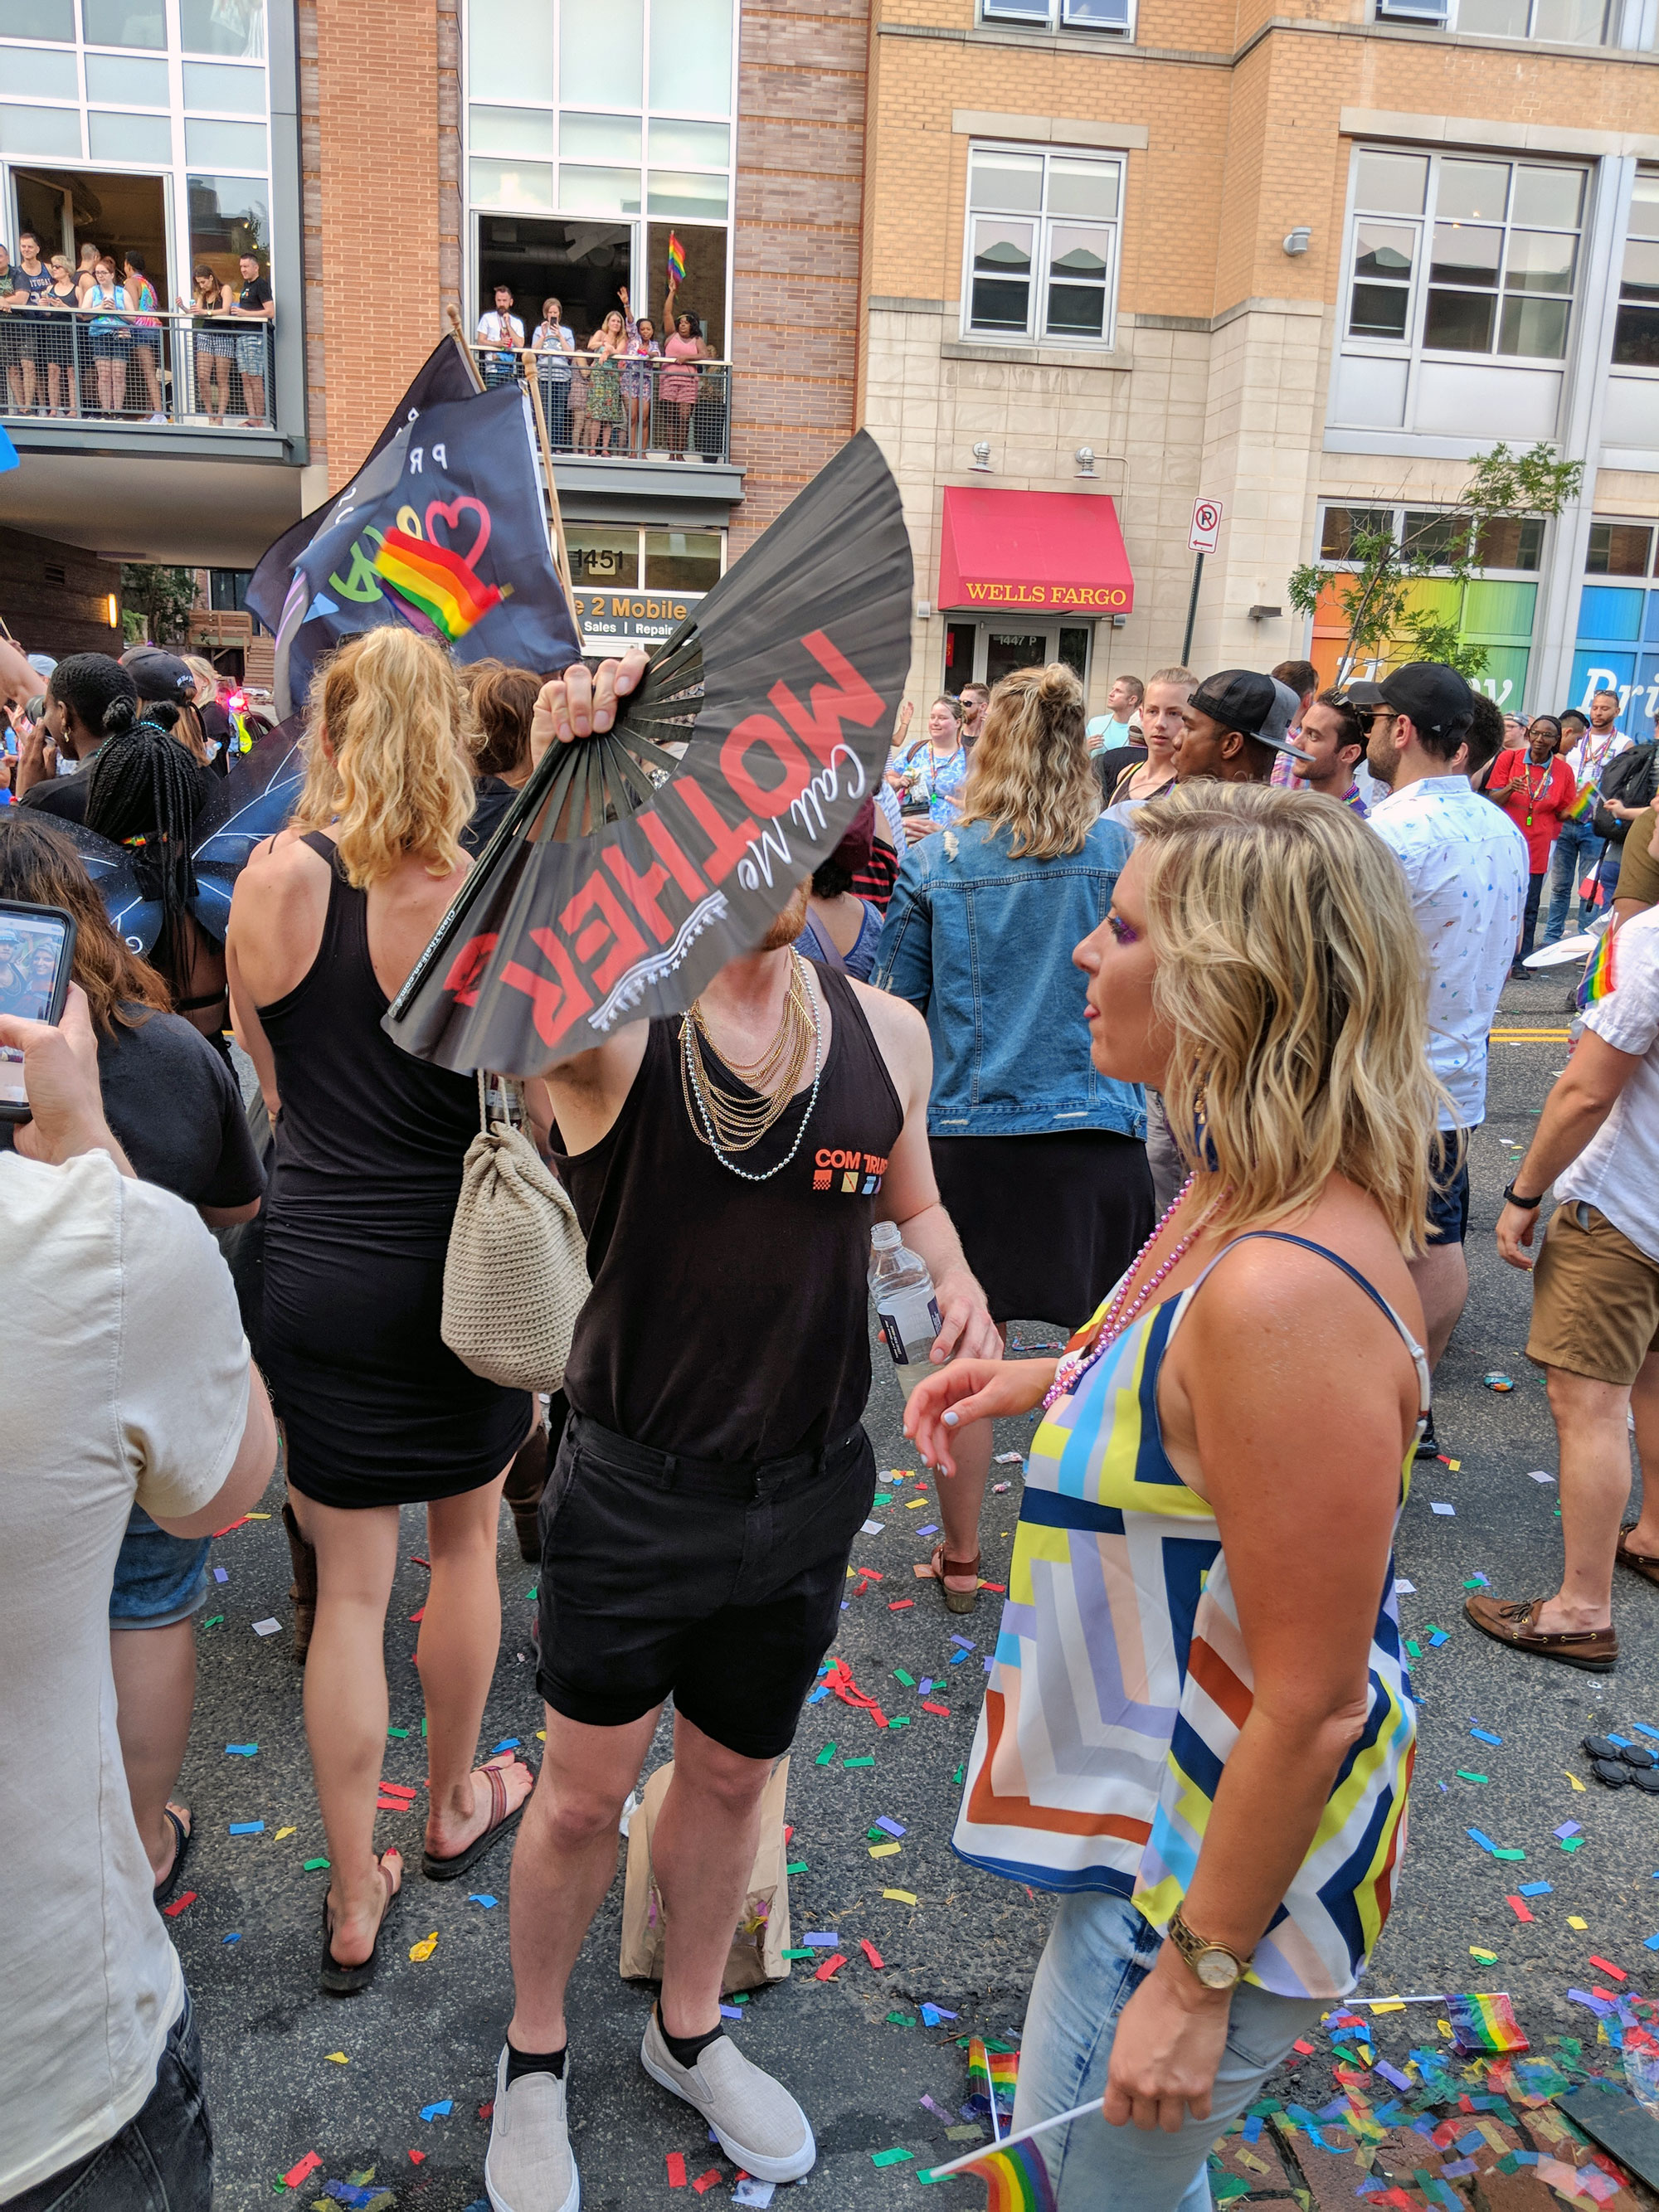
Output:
[
  {"xmin": 444, "ymin": 304, "xmax": 486, "ymax": 394},
  {"xmin": 922, "ymin": 2096, "xmax": 1098, "ymax": 2184}
]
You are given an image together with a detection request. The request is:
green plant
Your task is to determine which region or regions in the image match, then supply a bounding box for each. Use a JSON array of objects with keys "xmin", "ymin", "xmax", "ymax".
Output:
[
  {"xmin": 119, "ymin": 564, "xmax": 198, "ymax": 648},
  {"xmin": 1287, "ymin": 443, "xmax": 1584, "ymax": 687}
]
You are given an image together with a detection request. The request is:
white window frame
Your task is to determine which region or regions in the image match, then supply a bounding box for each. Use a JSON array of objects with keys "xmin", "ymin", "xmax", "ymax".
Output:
[
  {"xmin": 461, "ymin": 0, "xmax": 740, "ymax": 356},
  {"xmin": 1612, "ymin": 164, "xmax": 1659, "ymax": 381},
  {"xmin": 978, "ymin": 0, "xmax": 1135, "ymax": 36},
  {"xmin": 1339, "ymin": 145, "xmax": 1586, "ymax": 373},
  {"xmin": 1373, "ymin": 0, "xmax": 1655, "ymax": 47},
  {"xmin": 1314, "ymin": 499, "xmax": 1548, "ymax": 578},
  {"xmin": 959, "ymin": 140, "xmax": 1123, "ymax": 350}
]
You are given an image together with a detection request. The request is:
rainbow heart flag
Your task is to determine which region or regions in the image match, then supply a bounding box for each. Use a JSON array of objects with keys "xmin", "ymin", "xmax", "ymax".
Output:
[
  {"xmin": 928, "ymin": 2134, "xmax": 1058, "ymax": 2210},
  {"xmin": 1447, "ymin": 1991, "xmax": 1529, "ymax": 2055},
  {"xmin": 1576, "ymin": 930, "xmax": 1617, "ymax": 1011},
  {"xmin": 968, "ymin": 2037, "xmax": 1019, "ymax": 2118},
  {"xmin": 667, "ymin": 231, "xmax": 687, "ymax": 286},
  {"xmin": 372, "ymin": 526, "xmax": 503, "ymax": 643}
]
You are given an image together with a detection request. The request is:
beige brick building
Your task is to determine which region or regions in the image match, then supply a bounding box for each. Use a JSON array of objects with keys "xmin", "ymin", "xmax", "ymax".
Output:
[{"xmin": 858, "ymin": 0, "xmax": 1659, "ymax": 722}]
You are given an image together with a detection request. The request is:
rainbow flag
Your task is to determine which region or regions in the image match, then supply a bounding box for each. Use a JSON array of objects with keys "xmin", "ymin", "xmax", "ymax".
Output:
[
  {"xmin": 1564, "ymin": 781, "xmax": 1596, "ymax": 823},
  {"xmin": 1577, "ymin": 930, "xmax": 1617, "ymax": 1011},
  {"xmin": 667, "ymin": 231, "xmax": 687, "ymax": 286},
  {"xmin": 372, "ymin": 526, "xmax": 502, "ymax": 643},
  {"xmin": 1447, "ymin": 1992, "xmax": 1529, "ymax": 2055},
  {"xmin": 927, "ymin": 2135, "xmax": 1057, "ymax": 2210},
  {"xmin": 968, "ymin": 2038, "xmax": 1019, "ymax": 2118}
]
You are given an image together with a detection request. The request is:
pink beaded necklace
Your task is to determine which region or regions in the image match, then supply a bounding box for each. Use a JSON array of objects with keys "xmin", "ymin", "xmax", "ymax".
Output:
[{"xmin": 1042, "ymin": 1174, "xmax": 1213, "ymax": 1410}]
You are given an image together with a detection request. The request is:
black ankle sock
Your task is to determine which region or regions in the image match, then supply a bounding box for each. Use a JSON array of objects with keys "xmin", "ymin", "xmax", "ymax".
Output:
[
  {"xmin": 657, "ymin": 2005, "xmax": 725, "ymax": 2069},
  {"xmin": 505, "ymin": 2036, "xmax": 567, "ymax": 2085}
]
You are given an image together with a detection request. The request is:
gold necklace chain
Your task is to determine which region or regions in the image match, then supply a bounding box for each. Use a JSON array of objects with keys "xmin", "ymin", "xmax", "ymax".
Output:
[{"xmin": 680, "ymin": 953, "xmax": 815, "ymax": 1155}]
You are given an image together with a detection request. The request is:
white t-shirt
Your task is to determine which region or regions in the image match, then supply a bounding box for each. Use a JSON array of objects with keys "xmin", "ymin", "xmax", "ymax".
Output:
[
  {"xmin": 476, "ymin": 310, "xmax": 525, "ymax": 355},
  {"xmin": 1557, "ymin": 908, "xmax": 1659, "ymax": 1262},
  {"xmin": 1563, "ymin": 728, "xmax": 1632, "ymax": 792},
  {"xmin": 0, "ymin": 1150, "xmax": 250, "ymax": 2199},
  {"xmin": 1370, "ymin": 773, "xmax": 1528, "ymax": 1130}
]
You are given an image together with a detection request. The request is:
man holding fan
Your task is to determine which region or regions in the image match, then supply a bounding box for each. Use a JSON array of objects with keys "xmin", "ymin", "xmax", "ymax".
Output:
[{"xmin": 484, "ymin": 654, "xmax": 998, "ymax": 2212}]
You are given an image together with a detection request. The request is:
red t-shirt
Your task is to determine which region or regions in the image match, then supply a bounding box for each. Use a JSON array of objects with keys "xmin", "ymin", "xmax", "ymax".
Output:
[{"xmin": 1491, "ymin": 749, "xmax": 1576, "ymax": 873}]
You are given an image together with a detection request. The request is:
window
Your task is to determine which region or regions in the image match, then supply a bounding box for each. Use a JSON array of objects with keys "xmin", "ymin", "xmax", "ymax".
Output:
[
  {"xmin": 1587, "ymin": 523, "xmax": 1657, "ymax": 576},
  {"xmin": 1375, "ymin": 0, "xmax": 1623, "ymax": 42},
  {"xmin": 1319, "ymin": 502, "xmax": 1545, "ymax": 574},
  {"xmin": 963, "ymin": 143, "xmax": 1121, "ymax": 345},
  {"xmin": 1344, "ymin": 149, "xmax": 1584, "ymax": 362},
  {"xmin": 210, "ymin": 568, "xmax": 252, "ymax": 611},
  {"xmin": 1613, "ymin": 168, "xmax": 1659, "ymax": 371},
  {"xmin": 980, "ymin": 0, "xmax": 1133, "ymax": 32}
]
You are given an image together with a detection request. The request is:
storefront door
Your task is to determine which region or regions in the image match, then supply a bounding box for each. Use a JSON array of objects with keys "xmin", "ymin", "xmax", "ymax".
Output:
[{"xmin": 943, "ymin": 619, "xmax": 1092, "ymax": 694}]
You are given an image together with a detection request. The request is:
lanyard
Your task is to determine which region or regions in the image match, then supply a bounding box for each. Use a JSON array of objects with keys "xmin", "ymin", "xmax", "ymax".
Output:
[{"xmin": 1522, "ymin": 759, "xmax": 1551, "ymax": 828}]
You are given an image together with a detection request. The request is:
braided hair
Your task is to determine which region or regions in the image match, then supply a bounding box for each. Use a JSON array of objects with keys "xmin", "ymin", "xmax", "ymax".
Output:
[{"xmin": 84, "ymin": 698, "xmax": 203, "ymax": 1000}]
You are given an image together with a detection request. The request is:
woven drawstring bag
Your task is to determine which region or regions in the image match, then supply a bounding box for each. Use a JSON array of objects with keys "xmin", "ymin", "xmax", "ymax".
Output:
[{"xmin": 441, "ymin": 1072, "xmax": 590, "ymax": 1393}]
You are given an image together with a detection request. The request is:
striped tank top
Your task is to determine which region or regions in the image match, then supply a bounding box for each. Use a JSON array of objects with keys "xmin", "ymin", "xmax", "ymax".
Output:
[{"xmin": 951, "ymin": 1230, "xmax": 1428, "ymax": 2000}]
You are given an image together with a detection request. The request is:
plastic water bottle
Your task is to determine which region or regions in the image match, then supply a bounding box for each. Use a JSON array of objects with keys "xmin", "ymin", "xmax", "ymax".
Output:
[{"xmin": 869, "ymin": 1221, "xmax": 942, "ymax": 1391}]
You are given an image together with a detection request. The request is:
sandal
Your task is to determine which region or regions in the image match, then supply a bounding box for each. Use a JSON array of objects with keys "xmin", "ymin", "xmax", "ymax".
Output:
[
  {"xmin": 422, "ymin": 1754, "xmax": 535, "ymax": 1883},
  {"xmin": 929, "ymin": 1542, "xmax": 981, "ymax": 1616},
  {"xmin": 1617, "ymin": 1528, "xmax": 1659, "ymax": 1588},
  {"xmin": 152, "ymin": 1803, "xmax": 193, "ymax": 1908},
  {"xmin": 320, "ymin": 1848, "xmax": 401, "ymax": 1996}
]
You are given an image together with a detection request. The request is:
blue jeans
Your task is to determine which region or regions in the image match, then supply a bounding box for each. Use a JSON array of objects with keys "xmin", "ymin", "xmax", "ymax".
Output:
[
  {"xmin": 1545, "ymin": 818, "xmax": 1614, "ymax": 943},
  {"xmin": 7, "ymin": 1996, "xmax": 211, "ymax": 2210},
  {"xmin": 1012, "ymin": 1894, "xmax": 1321, "ymax": 2211}
]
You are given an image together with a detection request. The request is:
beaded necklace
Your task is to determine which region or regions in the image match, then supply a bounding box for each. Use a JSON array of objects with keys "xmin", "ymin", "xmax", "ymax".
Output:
[
  {"xmin": 679, "ymin": 950, "xmax": 825, "ymax": 1184},
  {"xmin": 1042, "ymin": 1174, "xmax": 1213, "ymax": 1410}
]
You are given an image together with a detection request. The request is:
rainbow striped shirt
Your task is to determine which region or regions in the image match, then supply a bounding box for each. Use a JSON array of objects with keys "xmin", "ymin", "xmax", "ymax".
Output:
[{"xmin": 953, "ymin": 1236, "xmax": 1423, "ymax": 2000}]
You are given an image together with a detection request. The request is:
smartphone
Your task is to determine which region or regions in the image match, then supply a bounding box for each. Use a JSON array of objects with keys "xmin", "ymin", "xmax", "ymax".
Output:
[{"xmin": 0, "ymin": 899, "xmax": 78, "ymax": 1122}]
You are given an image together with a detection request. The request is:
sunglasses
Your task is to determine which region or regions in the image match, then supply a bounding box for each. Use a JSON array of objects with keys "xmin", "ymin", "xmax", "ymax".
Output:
[{"xmin": 1327, "ymin": 693, "xmax": 1391, "ymax": 729}]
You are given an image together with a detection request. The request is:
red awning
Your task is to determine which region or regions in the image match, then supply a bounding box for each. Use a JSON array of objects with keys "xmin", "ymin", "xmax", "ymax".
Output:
[{"xmin": 937, "ymin": 485, "xmax": 1134, "ymax": 616}]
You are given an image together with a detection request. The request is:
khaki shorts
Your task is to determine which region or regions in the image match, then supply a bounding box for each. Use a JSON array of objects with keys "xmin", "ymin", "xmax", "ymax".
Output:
[{"xmin": 1528, "ymin": 1200, "xmax": 1659, "ymax": 1387}]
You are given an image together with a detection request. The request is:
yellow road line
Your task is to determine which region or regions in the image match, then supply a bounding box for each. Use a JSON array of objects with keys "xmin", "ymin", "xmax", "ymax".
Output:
[{"xmin": 1489, "ymin": 1028, "xmax": 1572, "ymax": 1040}]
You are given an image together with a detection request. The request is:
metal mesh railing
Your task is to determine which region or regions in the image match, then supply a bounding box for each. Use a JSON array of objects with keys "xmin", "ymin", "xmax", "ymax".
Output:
[
  {"xmin": 0, "ymin": 308, "xmax": 275, "ymax": 428},
  {"xmin": 469, "ymin": 343, "xmax": 731, "ymax": 464}
]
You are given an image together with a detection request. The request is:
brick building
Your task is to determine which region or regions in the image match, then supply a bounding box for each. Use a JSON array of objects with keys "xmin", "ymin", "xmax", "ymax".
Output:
[{"xmin": 0, "ymin": 0, "xmax": 1653, "ymax": 716}]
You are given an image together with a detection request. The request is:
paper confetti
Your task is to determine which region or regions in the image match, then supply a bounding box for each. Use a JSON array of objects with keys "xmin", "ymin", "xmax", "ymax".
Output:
[
  {"xmin": 325, "ymin": 2050, "xmax": 349, "ymax": 2064},
  {"xmin": 228, "ymin": 1820, "xmax": 265, "ymax": 1835},
  {"xmin": 282, "ymin": 2151, "xmax": 323, "ymax": 2188},
  {"xmin": 419, "ymin": 2099, "xmax": 453, "ymax": 2122},
  {"xmin": 409, "ymin": 1932, "xmax": 439, "ymax": 1962},
  {"xmin": 162, "ymin": 1890, "xmax": 197, "ymax": 1919},
  {"xmin": 883, "ymin": 1888, "xmax": 918, "ymax": 1904},
  {"xmin": 667, "ymin": 2151, "xmax": 688, "ymax": 2187},
  {"xmin": 252, "ymin": 1618, "xmax": 280, "ymax": 1636}
]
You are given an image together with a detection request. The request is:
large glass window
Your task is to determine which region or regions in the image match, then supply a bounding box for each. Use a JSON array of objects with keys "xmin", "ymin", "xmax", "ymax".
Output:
[
  {"xmin": 964, "ymin": 143, "xmax": 1121, "ymax": 344},
  {"xmin": 179, "ymin": 0, "xmax": 265, "ymax": 56},
  {"xmin": 188, "ymin": 172, "xmax": 269, "ymax": 286},
  {"xmin": 1613, "ymin": 168, "xmax": 1659, "ymax": 372},
  {"xmin": 1573, "ymin": 520, "xmax": 1659, "ymax": 722},
  {"xmin": 567, "ymin": 526, "xmax": 640, "ymax": 587},
  {"xmin": 645, "ymin": 527, "xmax": 722, "ymax": 591},
  {"xmin": 1344, "ymin": 149, "xmax": 1584, "ymax": 362},
  {"xmin": 1377, "ymin": 0, "xmax": 1628, "ymax": 42},
  {"xmin": 1, "ymin": 0, "xmax": 75, "ymax": 37},
  {"xmin": 81, "ymin": 0, "xmax": 166, "ymax": 49}
]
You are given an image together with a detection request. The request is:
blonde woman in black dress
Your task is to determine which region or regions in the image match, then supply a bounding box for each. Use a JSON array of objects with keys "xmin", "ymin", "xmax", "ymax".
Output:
[{"xmin": 228, "ymin": 628, "xmax": 536, "ymax": 1992}]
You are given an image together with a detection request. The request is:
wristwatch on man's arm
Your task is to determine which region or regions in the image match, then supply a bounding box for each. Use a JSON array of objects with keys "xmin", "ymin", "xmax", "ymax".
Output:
[
  {"xmin": 1165, "ymin": 1905, "xmax": 1253, "ymax": 1991},
  {"xmin": 1501, "ymin": 1183, "xmax": 1544, "ymax": 1210}
]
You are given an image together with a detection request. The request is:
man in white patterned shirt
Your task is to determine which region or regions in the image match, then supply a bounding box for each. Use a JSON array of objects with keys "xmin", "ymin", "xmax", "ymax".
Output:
[{"xmin": 1366, "ymin": 663, "xmax": 1528, "ymax": 1456}]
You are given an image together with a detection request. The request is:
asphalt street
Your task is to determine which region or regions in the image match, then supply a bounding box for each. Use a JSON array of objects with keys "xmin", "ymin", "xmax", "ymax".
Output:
[{"xmin": 178, "ymin": 967, "xmax": 1658, "ymax": 2210}]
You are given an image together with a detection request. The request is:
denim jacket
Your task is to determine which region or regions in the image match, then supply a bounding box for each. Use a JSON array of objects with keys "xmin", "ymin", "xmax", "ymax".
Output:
[{"xmin": 873, "ymin": 816, "xmax": 1146, "ymax": 1139}]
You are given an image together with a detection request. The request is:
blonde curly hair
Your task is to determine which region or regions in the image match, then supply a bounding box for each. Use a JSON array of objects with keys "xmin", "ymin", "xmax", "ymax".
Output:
[
  {"xmin": 1131, "ymin": 781, "xmax": 1447, "ymax": 1252},
  {"xmin": 293, "ymin": 628, "xmax": 478, "ymax": 885},
  {"xmin": 955, "ymin": 661, "xmax": 1098, "ymax": 860}
]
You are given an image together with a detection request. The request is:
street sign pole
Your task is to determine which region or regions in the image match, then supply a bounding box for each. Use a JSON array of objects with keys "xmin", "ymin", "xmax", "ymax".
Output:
[
  {"xmin": 1183, "ymin": 497, "xmax": 1222, "ymax": 668},
  {"xmin": 1180, "ymin": 552, "xmax": 1204, "ymax": 668}
]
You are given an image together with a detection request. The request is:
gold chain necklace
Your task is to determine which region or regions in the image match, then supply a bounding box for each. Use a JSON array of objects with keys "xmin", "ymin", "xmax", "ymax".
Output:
[{"xmin": 680, "ymin": 952, "xmax": 818, "ymax": 1159}]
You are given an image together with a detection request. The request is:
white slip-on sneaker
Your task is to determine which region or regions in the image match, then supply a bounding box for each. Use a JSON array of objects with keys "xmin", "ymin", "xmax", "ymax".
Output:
[
  {"xmin": 484, "ymin": 2044, "xmax": 580, "ymax": 2212},
  {"xmin": 640, "ymin": 2009, "xmax": 816, "ymax": 2184}
]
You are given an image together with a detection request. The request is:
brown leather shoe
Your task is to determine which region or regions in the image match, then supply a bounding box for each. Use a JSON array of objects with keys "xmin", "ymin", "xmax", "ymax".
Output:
[
  {"xmin": 1464, "ymin": 1593, "xmax": 1618, "ymax": 1673},
  {"xmin": 1617, "ymin": 1529, "xmax": 1659, "ymax": 1588},
  {"xmin": 281, "ymin": 1500, "xmax": 317, "ymax": 1667}
]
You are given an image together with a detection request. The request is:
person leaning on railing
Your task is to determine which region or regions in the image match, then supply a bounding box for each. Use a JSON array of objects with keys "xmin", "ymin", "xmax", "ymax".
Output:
[
  {"xmin": 42, "ymin": 255, "xmax": 79, "ymax": 418},
  {"xmin": 530, "ymin": 297, "xmax": 575, "ymax": 450},
  {"xmin": 178, "ymin": 264, "xmax": 236, "ymax": 428}
]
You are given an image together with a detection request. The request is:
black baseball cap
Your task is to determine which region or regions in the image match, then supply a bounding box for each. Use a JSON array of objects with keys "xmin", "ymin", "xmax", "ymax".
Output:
[
  {"xmin": 1378, "ymin": 663, "xmax": 1475, "ymax": 746},
  {"xmin": 1189, "ymin": 670, "xmax": 1307, "ymax": 756},
  {"xmin": 120, "ymin": 645, "xmax": 196, "ymax": 704}
]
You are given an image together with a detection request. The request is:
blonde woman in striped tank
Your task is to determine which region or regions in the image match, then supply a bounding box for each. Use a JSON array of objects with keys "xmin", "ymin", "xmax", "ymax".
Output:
[{"xmin": 907, "ymin": 781, "xmax": 1440, "ymax": 2210}]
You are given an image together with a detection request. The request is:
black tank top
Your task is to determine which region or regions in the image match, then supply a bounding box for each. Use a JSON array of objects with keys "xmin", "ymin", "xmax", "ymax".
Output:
[
  {"xmin": 560, "ymin": 963, "xmax": 905, "ymax": 1461},
  {"xmin": 260, "ymin": 833, "xmax": 482, "ymax": 1238}
]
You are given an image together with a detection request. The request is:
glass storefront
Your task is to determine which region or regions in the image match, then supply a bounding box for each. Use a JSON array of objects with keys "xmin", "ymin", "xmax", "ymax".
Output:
[
  {"xmin": 566, "ymin": 520, "xmax": 723, "ymax": 648},
  {"xmin": 1570, "ymin": 518, "xmax": 1659, "ymax": 723}
]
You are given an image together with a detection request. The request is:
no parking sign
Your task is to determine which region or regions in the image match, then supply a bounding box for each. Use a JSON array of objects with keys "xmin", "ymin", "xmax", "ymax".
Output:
[{"xmin": 1189, "ymin": 498, "xmax": 1223, "ymax": 554}]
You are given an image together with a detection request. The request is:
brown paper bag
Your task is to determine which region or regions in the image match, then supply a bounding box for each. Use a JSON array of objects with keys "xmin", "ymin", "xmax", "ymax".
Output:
[{"xmin": 619, "ymin": 1755, "xmax": 793, "ymax": 1992}]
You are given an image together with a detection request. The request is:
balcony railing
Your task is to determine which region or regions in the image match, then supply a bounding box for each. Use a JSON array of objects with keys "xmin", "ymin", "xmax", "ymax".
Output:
[
  {"xmin": 467, "ymin": 343, "xmax": 732, "ymax": 465},
  {"xmin": 0, "ymin": 307, "xmax": 275, "ymax": 430}
]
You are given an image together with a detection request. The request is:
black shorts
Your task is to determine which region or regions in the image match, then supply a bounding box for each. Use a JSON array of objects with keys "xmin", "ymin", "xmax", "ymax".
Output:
[
  {"xmin": 537, "ymin": 1412, "xmax": 878, "ymax": 1761},
  {"xmin": 1426, "ymin": 1128, "xmax": 1472, "ymax": 1247}
]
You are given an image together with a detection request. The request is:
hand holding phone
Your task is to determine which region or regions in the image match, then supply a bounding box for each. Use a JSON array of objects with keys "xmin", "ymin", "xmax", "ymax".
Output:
[{"xmin": 0, "ymin": 900, "xmax": 79, "ymax": 1122}]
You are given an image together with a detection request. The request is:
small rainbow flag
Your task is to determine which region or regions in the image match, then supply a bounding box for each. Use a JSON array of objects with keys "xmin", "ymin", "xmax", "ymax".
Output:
[
  {"xmin": 667, "ymin": 231, "xmax": 687, "ymax": 287},
  {"xmin": 929, "ymin": 2134, "xmax": 1058, "ymax": 2210},
  {"xmin": 968, "ymin": 2037, "xmax": 1019, "ymax": 2118},
  {"xmin": 1447, "ymin": 1991, "xmax": 1529, "ymax": 2055},
  {"xmin": 1577, "ymin": 930, "xmax": 1617, "ymax": 1011},
  {"xmin": 1564, "ymin": 781, "xmax": 1596, "ymax": 823},
  {"xmin": 372, "ymin": 527, "xmax": 502, "ymax": 643}
]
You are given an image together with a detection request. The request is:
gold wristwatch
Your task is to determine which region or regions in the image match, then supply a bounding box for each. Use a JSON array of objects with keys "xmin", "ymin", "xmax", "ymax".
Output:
[{"xmin": 1166, "ymin": 1906, "xmax": 1251, "ymax": 1991}]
